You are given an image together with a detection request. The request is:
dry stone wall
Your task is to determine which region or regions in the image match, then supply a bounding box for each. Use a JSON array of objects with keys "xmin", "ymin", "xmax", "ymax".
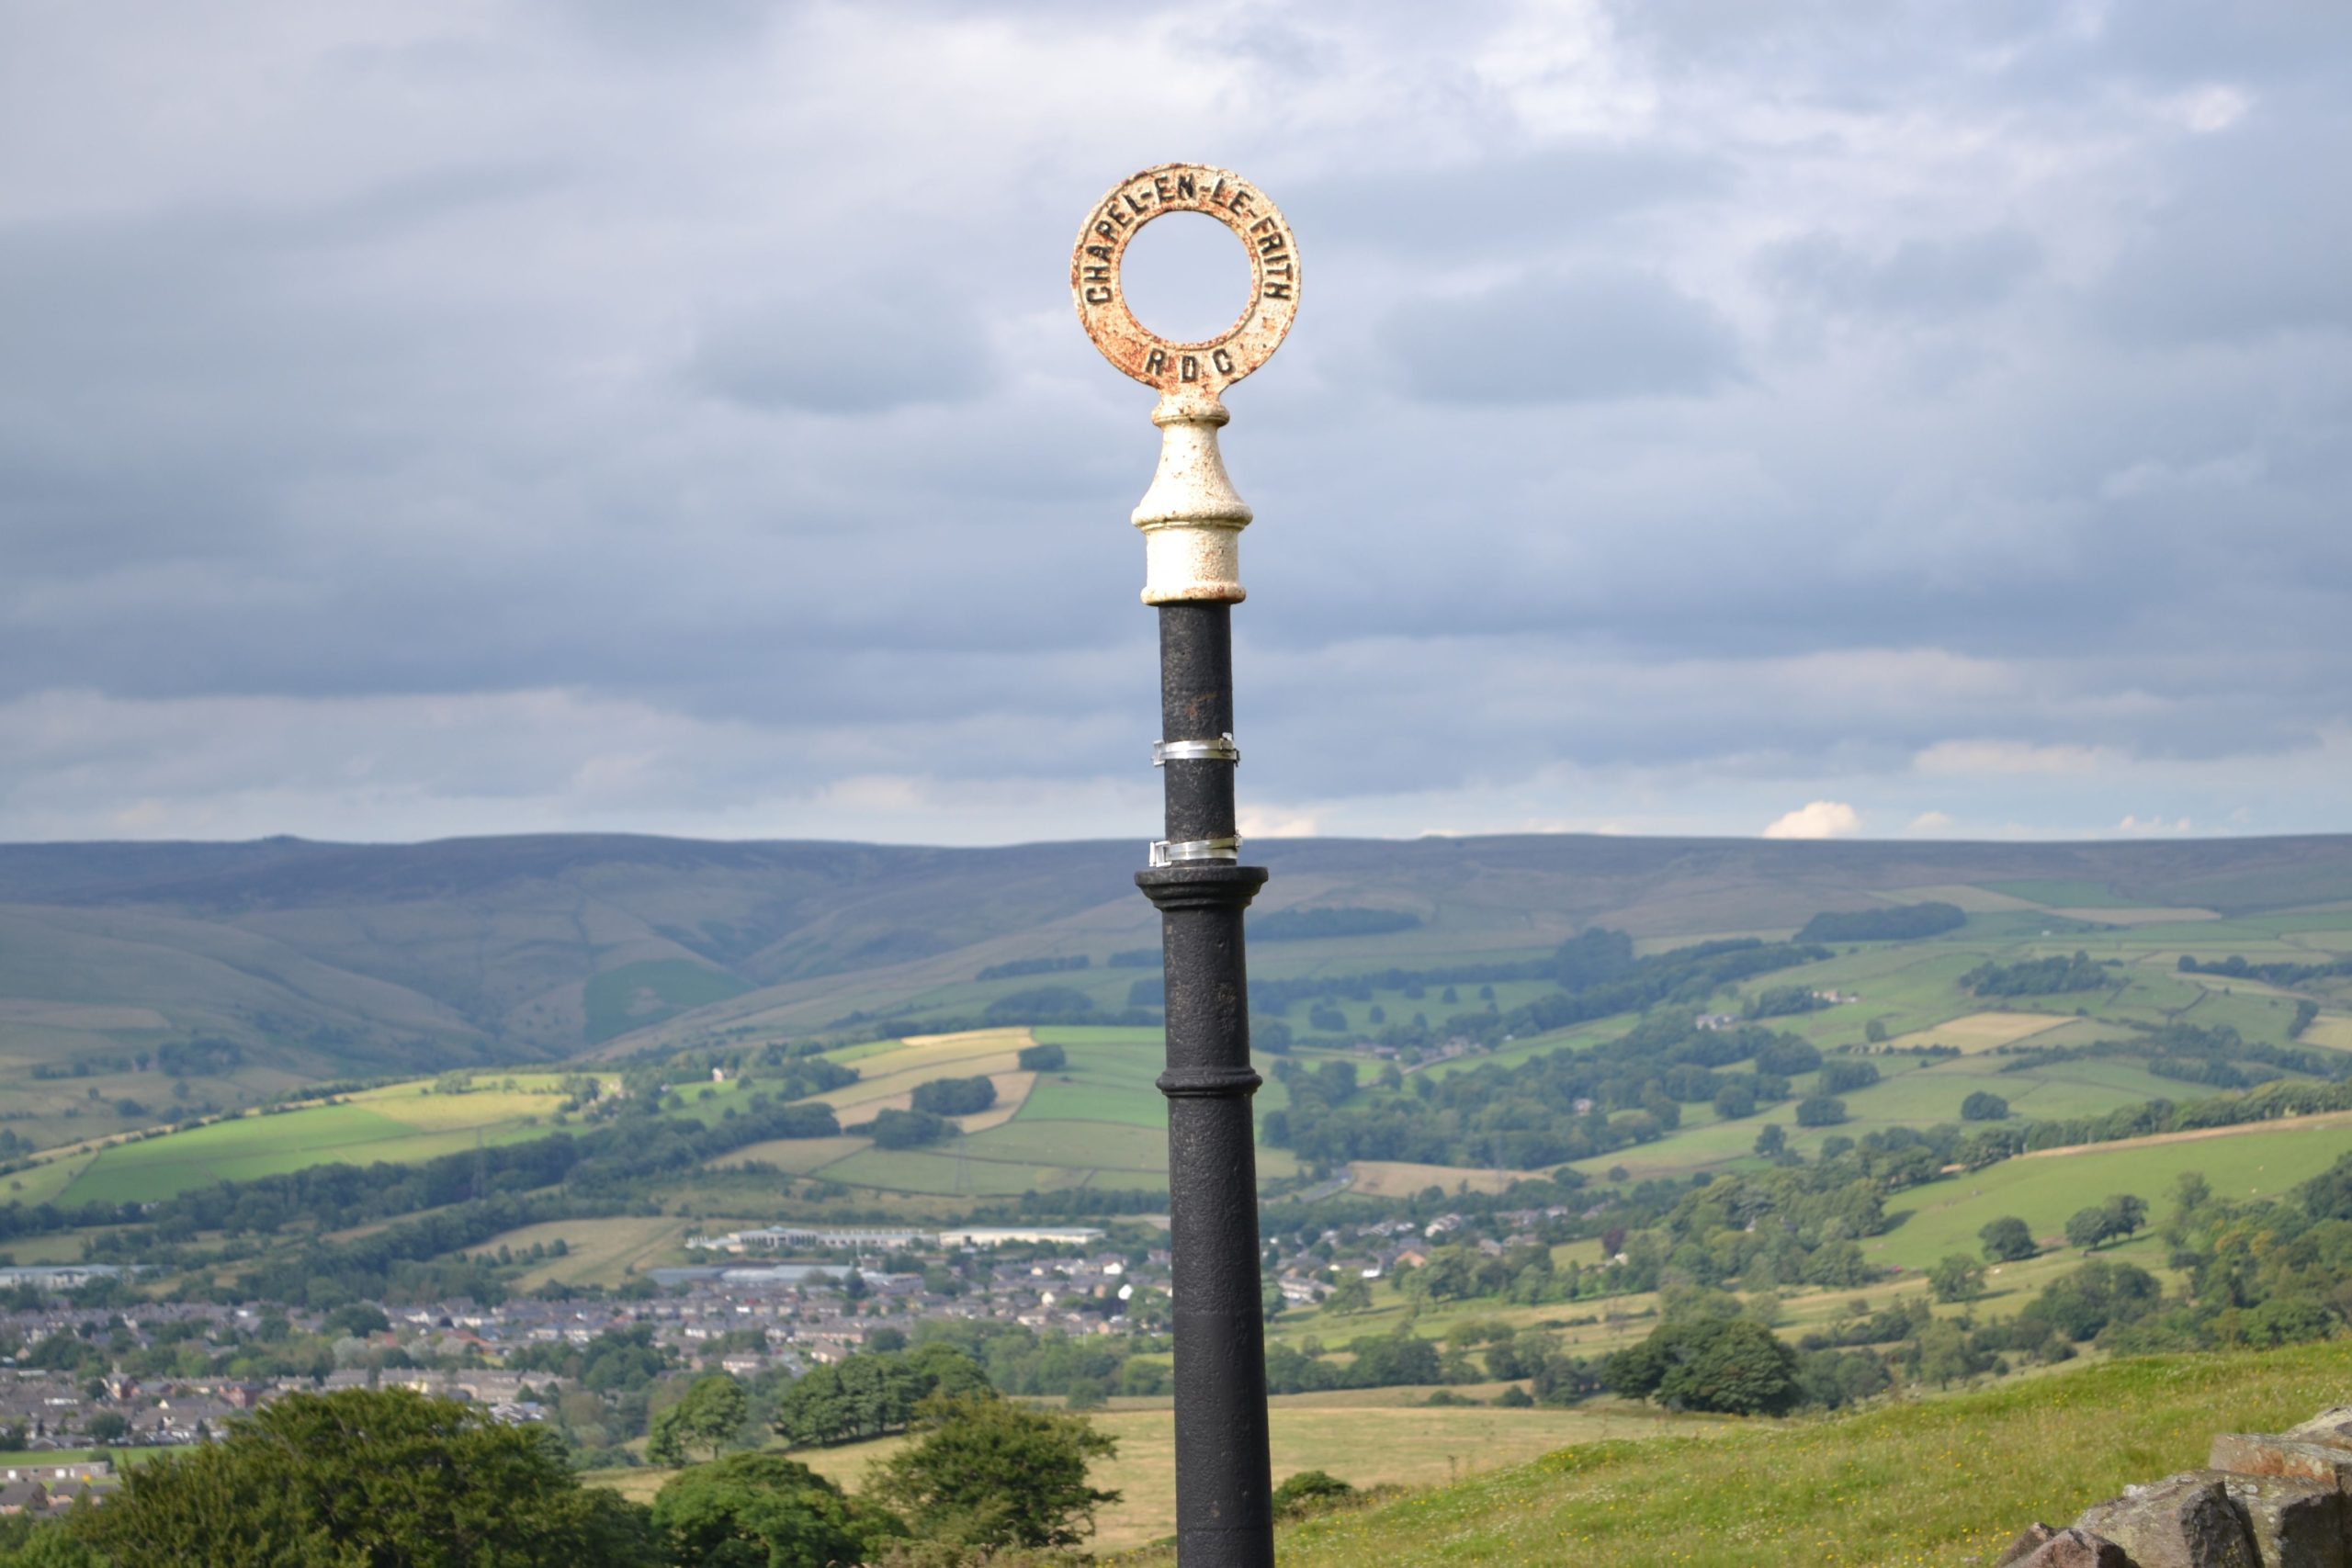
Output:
[{"xmin": 1996, "ymin": 1407, "xmax": 2352, "ymax": 1568}]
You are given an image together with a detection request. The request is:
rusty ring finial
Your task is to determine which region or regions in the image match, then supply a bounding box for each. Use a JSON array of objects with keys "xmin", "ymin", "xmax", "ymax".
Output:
[{"xmin": 1070, "ymin": 163, "xmax": 1300, "ymax": 414}]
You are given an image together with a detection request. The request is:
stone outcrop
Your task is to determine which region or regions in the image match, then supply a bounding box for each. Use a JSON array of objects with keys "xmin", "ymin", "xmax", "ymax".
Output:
[
  {"xmin": 2221, "ymin": 1473, "xmax": 2345, "ymax": 1568},
  {"xmin": 1990, "ymin": 1404, "xmax": 2352, "ymax": 1568},
  {"xmin": 1996, "ymin": 1524, "xmax": 2133, "ymax": 1567}
]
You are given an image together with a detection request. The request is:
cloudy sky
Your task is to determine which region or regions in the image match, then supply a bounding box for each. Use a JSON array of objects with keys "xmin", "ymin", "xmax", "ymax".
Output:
[{"xmin": 3, "ymin": 1, "xmax": 2346, "ymax": 847}]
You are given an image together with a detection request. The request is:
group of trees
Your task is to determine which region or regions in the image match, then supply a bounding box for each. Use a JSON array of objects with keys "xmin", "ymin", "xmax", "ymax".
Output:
[
  {"xmin": 973, "ymin": 954, "xmax": 1090, "ymax": 982},
  {"xmin": 0, "ymin": 1384, "xmax": 1125, "ymax": 1568},
  {"xmin": 1650, "ymin": 1164, "xmax": 1888, "ymax": 1292},
  {"xmin": 1962, "ymin": 952, "xmax": 2112, "ymax": 998},
  {"xmin": 1254, "ymin": 907, "xmax": 1422, "ymax": 942},
  {"xmin": 909, "ymin": 1077, "xmax": 996, "ymax": 1117},
  {"xmin": 1796, "ymin": 903, "xmax": 1968, "ymax": 943},
  {"xmin": 770, "ymin": 1343, "xmax": 994, "ymax": 1449},
  {"xmin": 1265, "ymin": 1010, "xmax": 1830, "ymax": 1169},
  {"xmin": 2177, "ymin": 953, "xmax": 2352, "ymax": 988}
]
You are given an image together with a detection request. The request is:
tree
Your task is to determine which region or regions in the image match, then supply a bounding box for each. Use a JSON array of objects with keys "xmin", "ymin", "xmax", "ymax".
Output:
[
  {"xmin": 1928, "ymin": 1254, "xmax": 1984, "ymax": 1303},
  {"xmin": 866, "ymin": 1393, "xmax": 1120, "ymax": 1551},
  {"xmin": 81, "ymin": 1413, "xmax": 127, "ymax": 1447},
  {"xmin": 1753, "ymin": 1124, "xmax": 1787, "ymax": 1157},
  {"xmin": 1712, "ymin": 1079, "xmax": 1758, "ymax": 1120},
  {"xmin": 648, "ymin": 1451, "xmax": 890, "ymax": 1568},
  {"xmin": 68, "ymin": 1390, "xmax": 655, "ymax": 1567},
  {"xmin": 1960, "ymin": 1091, "xmax": 2009, "ymax": 1122},
  {"xmin": 1909, "ymin": 1318, "xmax": 1989, "ymax": 1389},
  {"xmin": 866, "ymin": 1109, "xmax": 949, "ymax": 1149},
  {"xmin": 1979, "ymin": 1216, "xmax": 2037, "ymax": 1263},
  {"xmin": 773, "ymin": 1345, "xmax": 991, "ymax": 1450},
  {"xmin": 1602, "ymin": 1319, "xmax": 1800, "ymax": 1416},
  {"xmin": 1322, "ymin": 1274, "xmax": 1373, "ymax": 1315},
  {"xmin": 647, "ymin": 1374, "xmax": 749, "ymax": 1466},
  {"xmin": 2101, "ymin": 1192, "xmax": 2149, "ymax": 1244},
  {"xmin": 1793, "ymin": 1096, "xmax": 1847, "ymax": 1129},
  {"xmin": 2064, "ymin": 1206, "xmax": 2113, "ymax": 1251}
]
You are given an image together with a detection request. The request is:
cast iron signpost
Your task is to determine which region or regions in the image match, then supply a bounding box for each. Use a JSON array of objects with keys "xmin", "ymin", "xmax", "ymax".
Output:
[{"xmin": 1071, "ymin": 163, "xmax": 1299, "ymax": 1568}]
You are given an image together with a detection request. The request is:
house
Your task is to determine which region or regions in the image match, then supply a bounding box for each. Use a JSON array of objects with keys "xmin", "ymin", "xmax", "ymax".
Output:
[{"xmin": 0, "ymin": 1481, "xmax": 47, "ymax": 1516}]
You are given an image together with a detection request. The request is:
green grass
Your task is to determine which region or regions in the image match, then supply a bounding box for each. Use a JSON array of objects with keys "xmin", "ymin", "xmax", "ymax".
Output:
[
  {"xmin": 1179, "ymin": 1339, "xmax": 2352, "ymax": 1568},
  {"xmin": 583, "ymin": 960, "xmax": 749, "ymax": 1043},
  {"xmin": 1873, "ymin": 1114, "xmax": 2352, "ymax": 1270},
  {"xmin": 25, "ymin": 1077, "xmax": 626, "ymax": 1207},
  {"xmin": 1020, "ymin": 1029, "xmax": 1166, "ymax": 1128}
]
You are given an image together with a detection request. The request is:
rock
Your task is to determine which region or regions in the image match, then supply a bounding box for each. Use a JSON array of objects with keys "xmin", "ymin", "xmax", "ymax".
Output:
[
  {"xmin": 2211, "ymin": 1435, "xmax": 2352, "ymax": 1492},
  {"xmin": 2286, "ymin": 1409, "xmax": 2352, "ymax": 1452},
  {"xmin": 1996, "ymin": 1524, "xmax": 2059, "ymax": 1566},
  {"xmin": 2009, "ymin": 1527, "xmax": 2133, "ymax": 1567},
  {"xmin": 2075, "ymin": 1472, "xmax": 2257, "ymax": 1568},
  {"xmin": 2220, "ymin": 1472, "xmax": 2348, "ymax": 1568}
]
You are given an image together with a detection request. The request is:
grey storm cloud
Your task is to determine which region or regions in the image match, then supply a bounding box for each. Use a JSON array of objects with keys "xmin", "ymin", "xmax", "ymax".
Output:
[{"xmin": 0, "ymin": 0, "xmax": 2346, "ymax": 845}]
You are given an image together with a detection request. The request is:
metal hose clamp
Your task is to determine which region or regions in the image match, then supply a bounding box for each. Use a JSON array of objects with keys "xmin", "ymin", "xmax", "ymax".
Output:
[
  {"xmin": 1152, "ymin": 734, "xmax": 1239, "ymax": 765},
  {"xmin": 1148, "ymin": 835, "xmax": 1243, "ymax": 867}
]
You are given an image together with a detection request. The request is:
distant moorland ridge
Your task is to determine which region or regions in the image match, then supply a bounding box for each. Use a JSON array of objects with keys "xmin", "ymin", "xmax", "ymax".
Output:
[{"xmin": 1, "ymin": 830, "xmax": 2346, "ymax": 1090}]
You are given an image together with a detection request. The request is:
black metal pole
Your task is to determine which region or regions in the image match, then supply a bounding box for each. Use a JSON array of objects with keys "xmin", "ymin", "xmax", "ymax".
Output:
[{"xmin": 1136, "ymin": 601, "xmax": 1273, "ymax": 1568}]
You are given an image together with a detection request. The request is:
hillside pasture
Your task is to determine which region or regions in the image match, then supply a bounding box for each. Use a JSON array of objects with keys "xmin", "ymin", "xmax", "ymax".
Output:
[
  {"xmin": 598, "ymin": 1399, "xmax": 1736, "ymax": 1554},
  {"xmin": 28, "ymin": 1078, "xmax": 582, "ymax": 1208},
  {"xmin": 1874, "ymin": 1113, "xmax": 2352, "ymax": 1269},
  {"xmin": 1879, "ymin": 1010, "xmax": 2074, "ymax": 1054},
  {"xmin": 810, "ymin": 1030, "xmax": 1032, "ymax": 1118},
  {"xmin": 705, "ymin": 1134, "xmax": 873, "ymax": 1174},
  {"xmin": 460, "ymin": 1213, "xmax": 694, "ymax": 1290},
  {"xmin": 1347, "ymin": 1160, "xmax": 1554, "ymax": 1198},
  {"xmin": 1220, "ymin": 1339, "xmax": 2352, "ymax": 1568}
]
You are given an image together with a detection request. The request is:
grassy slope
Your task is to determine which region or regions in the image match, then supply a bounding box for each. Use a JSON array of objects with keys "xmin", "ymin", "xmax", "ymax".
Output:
[
  {"xmin": 590, "ymin": 1397, "xmax": 1743, "ymax": 1554},
  {"xmin": 1193, "ymin": 1340, "xmax": 2352, "ymax": 1568},
  {"xmin": 15, "ymin": 1076, "xmax": 599, "ymax": 1207}
]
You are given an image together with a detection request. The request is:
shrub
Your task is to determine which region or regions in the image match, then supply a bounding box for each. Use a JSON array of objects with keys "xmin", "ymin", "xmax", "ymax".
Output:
[
  {"xmin": 1818, "ymin": 1061, "xmax": 1880, "ymax": 1095},
  {"xmin": 1979, "ymin": 1216, "xmax": 2037, "ymax": 1262},
  {"xmin": 1794, "ymin": 1096, "xmax": 1848, "ymax": 1128},
  {"xmin": 867, "ymin": 1109, "xmax": 949, "ymax": 1149},
  {"xmin": 1272, "ymin": 1470, "xmax": 1356, "ymax": 1517},
  {"xmin": 911, "ymin": 1077, "xmax": 997, "ymax": 1117}
]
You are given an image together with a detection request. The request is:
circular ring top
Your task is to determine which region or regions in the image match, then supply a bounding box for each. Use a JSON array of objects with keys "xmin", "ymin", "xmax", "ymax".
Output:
[{"xmin": 1070, "ymin": 162, "xmax": 1301, "ymax": 407}]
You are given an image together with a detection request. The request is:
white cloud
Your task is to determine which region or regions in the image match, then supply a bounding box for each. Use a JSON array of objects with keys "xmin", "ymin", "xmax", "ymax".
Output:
[
  {"xmin": 1238, "ymin": 806, "xmax": 1323, "ymax": 840},
  {"xmin": 1763, "ymin": 801, "xmax": 1862, "ymax": 840},
  {"xmin": 2118, "ymin": 814, "xmax": 2195, "ymax": 834},
  {"xmin": 1907, "ymin": 810, "xmax": 1956, "ymax": 834},
  {"xmin": 2166, "ymin": 85, "xmax": 2251, "ymax": 134}
]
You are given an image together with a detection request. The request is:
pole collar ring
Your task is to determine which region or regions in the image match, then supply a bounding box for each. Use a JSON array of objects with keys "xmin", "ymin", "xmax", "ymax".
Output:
[
  {"xmin": 1148, "ymin": 835, "xmax": 1242, "ymax": 867},
  {"xmin": 1153, "ymin": 735, "xmax": 1239, "ymax": 765}
]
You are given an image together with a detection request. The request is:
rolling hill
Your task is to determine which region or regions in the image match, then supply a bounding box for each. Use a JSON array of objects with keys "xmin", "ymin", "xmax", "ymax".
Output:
[{"xmin": 3, "ymin": 831, "xmax": 2349, "ymax": 1152}]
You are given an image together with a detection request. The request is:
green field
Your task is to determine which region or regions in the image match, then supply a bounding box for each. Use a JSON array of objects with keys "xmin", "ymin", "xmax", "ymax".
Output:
[
  {"xmin": 20, "ymin": 1077, "xmax": 594, "ymax": 1208},
  {"xmin": 1161, "ymin": 1339, "xmax": 2352, "ymax": 1568},
  {"xmin": 1874, "ymin": 1114, "xmax": 2352, "ymax": 1270},
  {"xmin": 1019, "ymin": 1027, "xmax": 1171, "ymax": 1128}
]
